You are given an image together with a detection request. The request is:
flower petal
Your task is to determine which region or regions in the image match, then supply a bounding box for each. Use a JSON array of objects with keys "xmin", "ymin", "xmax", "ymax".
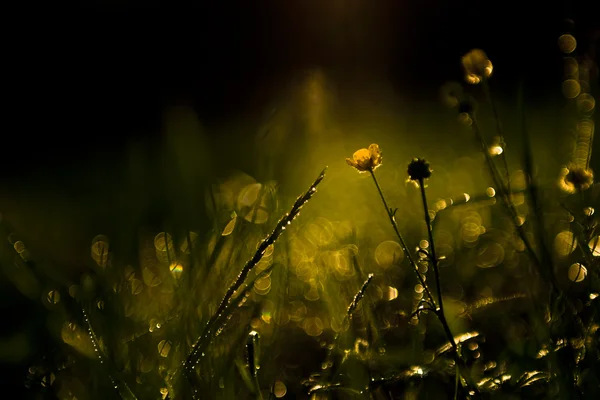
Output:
[{"xmin": 368, "ymin": 144, "xmax": 382, "ymax": 168}]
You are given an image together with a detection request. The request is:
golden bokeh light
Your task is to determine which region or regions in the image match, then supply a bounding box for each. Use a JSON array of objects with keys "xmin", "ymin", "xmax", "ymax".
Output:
[
  {"xmin": 46, "ymin": 290, "xmax": 60, "ymax": 305},
  {"xmin": 554, "ymin": 231, "xmax": 577, "ymax": 257},
  {"xmin": 589, "ymin": 236, "xmax": 600, "ymax": 257},
  {"xmin": 237, "ymin": 183, "xmax": 277, "ymax": 224},
  {"xmin": 169, "ymin": 262, "xmax": 184, "ymax": 279},
  {"xmin": 302, "ymin": 317, "xmax": 324, "ymax": 337},
  {"xmin": 568, "ymin": 263, "xmax": 586, "ymax": 282},
  {"xmin": 158, "ymin": 340, "xmax": 171, "ymax": 357},
  {"xmin": 91, "ymin": 235, "xmax": 109, "ymax": 268},
  {"xmin": 14, "ymin": 240, "xmax": 26, "ymax": 253},
  {"xmin": 489, "ymin": 145, "xmax": 503, "ymax": 156},
  {"xmin": 562, "ymin": 79, "xmax": 581, "ymax": 99},
  {"xmin": 576, "ymin": 93, "xmax": 595, "ymax": 113},
  {"xmin": 558, "ymin": 34, "xmax": 577, "ymax": 54},
  {"xmin": 273, "ymin": 381, "xmax": 287, "ymax": 398},
  {"xmin": 221, "ymin": 213, "xmax": 237, "ymax": 236},
  {"xmin": 476, "ymin": 242, "xmax": 505, "ymax": 268},
  {"xmin": 154, "ymin": 232, "xmax": 174, "ymax": 263},
  {"xmin": 374, "ymin": 240, "xmax": 404, "ymax": 269},
  {"xmin": 254, "ymin": 275, "xmax": 272, "ymax": 296}
]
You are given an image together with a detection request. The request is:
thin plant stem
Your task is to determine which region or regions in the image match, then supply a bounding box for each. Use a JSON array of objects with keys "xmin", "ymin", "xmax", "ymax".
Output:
[
  {"xmin": 368, "ymin": 170, "xmax": 437, "ymax": 308},
  {"xmin": 369, "ymin": 169, "xmax": 479, "ymax": 397},
  {"xmin": 418, "ymin": 178, "xmax": 444, "ymax": 316},
  {"xmin": 418, "ymin": 177, "xmax": 480, "ymax": 398}
]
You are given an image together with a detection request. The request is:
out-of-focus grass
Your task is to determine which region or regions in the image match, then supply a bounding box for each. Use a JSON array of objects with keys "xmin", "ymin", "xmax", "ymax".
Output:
[{"xmin": 0, "ymin": 58, "xmax": 598, "ymax": 399}]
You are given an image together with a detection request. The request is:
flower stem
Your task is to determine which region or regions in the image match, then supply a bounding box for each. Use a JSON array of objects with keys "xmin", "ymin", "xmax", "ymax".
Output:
[
  {"xmin": 418, "ymin": 178, "xmax": 444, "ymax": 315},
  {"xmin": 418, "ymin": 178, "xmax": 479, "ymax": 398},
  {"xmin": 369, "ymin": 170, "xmax": 479, "ymax": 398},
  {"xmin": 368, "ymin": 170, "xmax": 437, "ymax": 308}
]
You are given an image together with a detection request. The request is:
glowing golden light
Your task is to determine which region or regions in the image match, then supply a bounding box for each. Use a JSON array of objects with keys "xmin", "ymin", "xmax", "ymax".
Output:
[
  {"xmin": 91, "ymin": 235, "xmax": 109, "ymax": 268},
  {"xmin": 387, "ymin": 286, "xmax": 398, "ymax": 301},
  {"xmin": 47, "ymin": 290, "xmax": 60, "ymax": 304},
  {"xmin": 435, "ymin": 199, "xmax": 448, "ymax": 210},
  {"xmin": 457, "ymin": 112, "xmax": 473, "ymax": 126},
  {"xmin": 304, "ymin": 217, "xmax": 334, "ymax": 246},
  {"xmin": 589, "ymin": 236, "xmax": 600, "ymax": 257},
  {"xmin": 303, "ymin": 317, "xmax": 324, "ymax": 337},
  {"xmin": 374, "ymin": 240, "xmax": 404, "ymax": 269},
  {"xmin": 14, "ymin": 240, "xmax": 26, "ymax": 253},
  {"xmin": 564, "ymin": 57, "xmax": 579, "ymax": 75},
  {"xmin": 515, "ymin": 215, "xmax": 525, "ymax": 226},
  {"xmin": 237, "ymin": 183, "xmax": 275, "ymax": 224},
  {"xmin": 568, "ymin": 263, "xmax": 587, "ymax": 282},
  {"xmin": 254, "ymin": 276, "xmax": 272, "ymax": 296},
  {"xmin": 154, "ymin": 232, "xmax": 174, "ymax": 263},
  {"xmin": 158, "ymin": 340, "xmax": 171, "ymax": 357},
  {"xmin": 558, "ymin": 164, "xmax": 594, "ymax": 194},
  {"xmin": 485, "ymin": 187, "xmax": 496, "ymax": 197},
  {"xmin": 160, "ymin": 388, "xmax": 169, "ymax": 400},
  {"xmin": 489, "ymin": 145, "xmax": 503, "ymax": 156},
  {"xmin": 558, "ymin": 34, "xmax": 577, "ymax": 54},
  {"xmin": 273, "ymin": 381, "xmax": 287, "ymax": 398},
  {"xmin": 221, "ymin": 213, "xmax": 237, "ymax": 236},
  {"xmin": 462, "ymin": 49, "xmax": 493, "ymax": 84},
  {"xmin": 554, "ymin": 231, "xmax": 577, "ymax": 257},
  {"xmin": 576, "ymin": 93, "xmax": 595, "ymax": 113},
  {"xmin": 476, "ymin": 242, "xmax": 505, "ymax": 268},
  {"xmin": 169, "ymin": 262, "xmax": 183, "ymax": 278},
  {"xmin": 562, "ymin": 79, "xmax": 581, "ymax": 99}
]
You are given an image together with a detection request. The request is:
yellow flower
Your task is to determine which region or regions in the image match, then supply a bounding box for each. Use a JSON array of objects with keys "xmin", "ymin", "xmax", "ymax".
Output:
[
  {"xmin": 461, "ymin": 49, "xmax": 493, "ymax": 84},
  {"xmin": 346, "ymin": 144, "xmax": 382, "ymax": 172},
  {"xmin": 558, "ymin": 164, "xmax": 594, "ymax": 194}
]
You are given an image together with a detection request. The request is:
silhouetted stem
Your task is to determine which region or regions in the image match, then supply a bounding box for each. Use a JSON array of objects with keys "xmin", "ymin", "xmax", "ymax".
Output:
[
  {"xmin": 368, "ymin": 170, "xmax": 437, "ymax": 308},
  {"xmin": 418, "ymin": 179, "xmax": 444, "ymax": 316},
  {"xmin": 418, "ymin": 178, "xmax": 480, "ymax": 398}
]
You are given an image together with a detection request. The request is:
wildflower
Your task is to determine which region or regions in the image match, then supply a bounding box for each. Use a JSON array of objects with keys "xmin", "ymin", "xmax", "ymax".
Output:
[
  {"xmin": 346, "ymin": 144, "xmax": 382, "ymax": 172},
  {"xmin": 558, "ymin": 164, "xmax": 594, "ymax": 194},
  {"xmin": 407, "ymin": 158, "xmax": 432, "ymax": 181},
  {"xmin": 462, "ymin": 49, "xmax": 493, "ymax": 84}
]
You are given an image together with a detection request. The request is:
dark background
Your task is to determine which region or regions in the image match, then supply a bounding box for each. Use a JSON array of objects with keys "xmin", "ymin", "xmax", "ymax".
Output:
[
  {"xmin": 4, "ymin": 1, "xmax": 598, "ymax": 181},
  {"xmin": 1, "ymin": 0, "xmax": 598, "ymax": 396}
]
